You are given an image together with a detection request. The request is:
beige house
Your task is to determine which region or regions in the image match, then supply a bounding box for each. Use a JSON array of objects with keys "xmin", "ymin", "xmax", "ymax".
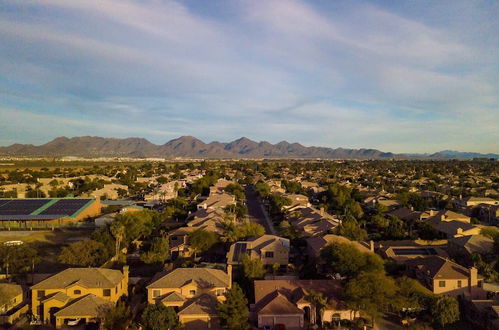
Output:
[
  {"xmin": 226, "ymin": 235, "xmax": 290, "ymax": 266},
  {"xmin": 460, "ymin": 197, "xmax": 498, "ymax": 207},
  {"xmin": 405, "ymin": 256, "xmax": 485, "ymax": 299},
  {"xmin": 147, "ymin": 267, "xmax": 231, "ymax": 329},
  {"xmin": 306, "ymin": 234, "xmax": 371, "ymax": 260},
  {"xmin": 286, "ymin": 207, "xmax": 339, "ymax": 237},
  {"xmin": 0, "ymin": 283, "xmax": 28, "ymax": 324},
  {"xmin": 30, "ymin": 267, "xmax": 128, "ymax": 327},
  {"xmin": 375, "ymin": 240, "xmax": 448, "ymax": 264},
  {"xmin": 254, "ymin": 279, "xmax": 354, "ymax": 330},
  {"xmin": 283, "ymin": 194, "xmax": 311, "ymax": 212},
  {"xmin": 448, "ymin": 235, "xmax": 495, "ymax": 265},
  {"xmin": 89, "ymin": 183, "xmax": 128, "ymax": 200},
  {"xmin": 169, "ymin": 226, "xmax": 197, "ymax": 258}
]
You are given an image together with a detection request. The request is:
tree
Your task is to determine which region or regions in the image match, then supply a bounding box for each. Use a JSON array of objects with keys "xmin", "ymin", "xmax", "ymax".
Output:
[
  {"xmin": 345, "ymin": 272, "xmax": 396, "ymax": 324},
  {"xmin": 430, "ymin": 295, "xmax": 459, "ymax": 328},
  {"xmin": 140, "ymin": 236, "xmax": 170, "ymax": 264},
  {"xmin": 241, "ymin": 254, "xmax": 265, "ymax": 279},
  {"xmin": 320, "ymin": 242, "xmax": 383, "ymax": 278},
  {"xmin": 217, "ymin": 283, "xmax": 249, "ymax": 330},
  {"xmin": 58, "ymin": 240, "xmax": 109, "ymax": 267},
  {"xmin": 394, "ymin": 277, "xmax": 433, "ymax": 318},
  {"xmin": 305, "ymin": 290, "xmax": 328, "ymax": 325},
  {"xmin": 188, "ymin": 229, "xmax": 218, "ymax": 257},
  {"xmin": 0, "ymin": 245, "xmax": 39, "ymax": 279},
  {"xmin": 141, "ymin": 304, "xmax": 180, "ymax": 330},
  {"xmin": 100, "ymin": 300, "xmax": 133, "ymax": 330},
  {"xmin": 337, "ymin": 219, "xmax": 368, "ymax": 241},
  {"xmin": 110, "ymin": 222, "xmax": 126, "ymax": 257}
]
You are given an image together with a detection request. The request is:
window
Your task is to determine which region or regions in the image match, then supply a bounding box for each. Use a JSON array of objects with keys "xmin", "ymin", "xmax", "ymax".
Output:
[
  {"xmin": 264, "ymin": 251, "xmax": 274, "ymax": 258},
  {"xmin": 457, "ymin": 280, "xmax": 462, "ymax": 288},
  {"xmin": 103, "ymin": 289, "xmax": 111, "ymax": 297},
  {"xmin": 439, "ymin": 281, "xmax": 446, "ymax": 288},
  {"xmin": 115, "ymin": 287, "xmax": 118, "ymax": 294},
  {"xmin": 152, "ymin": 290, "xmax": 161, "ymax": 298},
  {"xmin": 73, "ymin": 290, "xmax": 81, "ymax": 295},
  {"xmin": 171, "ymin": 236, "xmax": 178, "ymax": 240},
  {"xmin": 37, "ymin": 290, "xmax": 45, "ymax": 299},
  {"xmin": 189, "ymin": 290, "xmax": 196, "ymax": 296}
]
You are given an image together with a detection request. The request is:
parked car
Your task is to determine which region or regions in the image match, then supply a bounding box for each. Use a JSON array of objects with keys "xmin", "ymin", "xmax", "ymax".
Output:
[{"xmin": 274, "ymin": 324, "xmax": 286, "ymax": 330}]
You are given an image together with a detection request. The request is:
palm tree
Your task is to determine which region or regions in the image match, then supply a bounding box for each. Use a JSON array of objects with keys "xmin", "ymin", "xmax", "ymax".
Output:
[
  {"xmin": 110, "ymin": 223, "xmax": 126, "ymax": 258},
  {"xmin": 305, "ymin": 290, "xmax": 328, "ymax": 326}
]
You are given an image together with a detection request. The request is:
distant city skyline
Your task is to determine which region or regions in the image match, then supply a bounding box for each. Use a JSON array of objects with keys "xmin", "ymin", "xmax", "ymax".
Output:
[{"xmin": 0, "ymin": 0, "xmax": 497, "ymax": 153}]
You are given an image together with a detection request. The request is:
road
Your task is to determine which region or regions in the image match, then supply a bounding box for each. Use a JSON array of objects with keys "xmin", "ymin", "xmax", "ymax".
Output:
[{"xmin": 244, "ymin": 185, "xmax": 276, "ymax": 235}]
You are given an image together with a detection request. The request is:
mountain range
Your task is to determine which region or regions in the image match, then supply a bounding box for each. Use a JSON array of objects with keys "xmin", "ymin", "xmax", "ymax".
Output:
[{"xmin": 0, "ymin": 136, "xmax": 497, "ymax": 160}]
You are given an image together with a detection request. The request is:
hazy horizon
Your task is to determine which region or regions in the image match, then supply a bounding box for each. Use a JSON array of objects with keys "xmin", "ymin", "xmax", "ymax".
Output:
[{"xmin": 0, "ymin": 0, "xmax": 497, "ymax": 153}]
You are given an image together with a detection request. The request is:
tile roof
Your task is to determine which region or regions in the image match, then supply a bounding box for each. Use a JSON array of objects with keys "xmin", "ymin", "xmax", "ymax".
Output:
[
  {"xmin": 54, "ymin": 294, "xmax": 112, "ymax": 318},
  {"xmin": 177, "ymin": 294, "xmax": 219, "ymax": 316},
  {"xmin": 31, "ymin": 268, "xmax": 124, "ymax": 290},
  {"xmin": 0, "ymin": 283, "xmax": 22, "ymax": 300},
  {"xmin": 147, "ymin": 268, "xmax": 229, "ymax": 289},
  {"xmin": 405, "ymin": 256, "xmax": 470, "ymax": 279}
]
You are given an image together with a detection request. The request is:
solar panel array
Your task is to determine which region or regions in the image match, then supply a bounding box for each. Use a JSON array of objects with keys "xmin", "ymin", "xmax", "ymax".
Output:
[
  {"xmin": 39, "ymin": 199, "xmax": 90, "ymax": 216},
  {"xmin": 0, "ymin": 199, "xmax": 49, "ymax": 215}
]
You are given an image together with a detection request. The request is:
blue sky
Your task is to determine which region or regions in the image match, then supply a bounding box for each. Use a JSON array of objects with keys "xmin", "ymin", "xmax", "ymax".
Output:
[{"xmin": 0, "ymin": 0, "xmax": 497, "ymax": 153}]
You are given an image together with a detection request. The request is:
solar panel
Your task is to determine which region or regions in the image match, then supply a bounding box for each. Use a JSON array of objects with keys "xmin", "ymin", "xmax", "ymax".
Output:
[
  {"xmin": 39, "ymin": 199, "xmax": 91, "ymax": 216},
  {"xmin": 0, "ymin": 200, "xmax": 11, "ymax": 208},
  {"xmin": 39, "ymin": 200, "xmax": 84, "ymax": 216},
  {"xmin": 0, "ymin": 199, "xmax": 49, "ymax": 215}
]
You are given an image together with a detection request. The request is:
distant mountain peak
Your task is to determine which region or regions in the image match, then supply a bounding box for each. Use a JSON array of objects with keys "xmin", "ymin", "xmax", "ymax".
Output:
[{"xmin": 0, "ymin": 136, "xmax": 497, "ymax": 159}]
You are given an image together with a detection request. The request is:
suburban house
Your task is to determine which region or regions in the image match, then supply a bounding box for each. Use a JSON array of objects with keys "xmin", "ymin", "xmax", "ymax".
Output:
[
  {"xmin": 286, "ymin": 207, "xmax": 339, "ymax": 237},
  {"xmin": 0, "ymin": 283, "xmax": 28, "ymax": 324},
  {"xmin": 405, "ymin": 256, "xmax": 485, "ymax": 299},
  {"xmin": 144, "ymin": 180, "xmax": 186, "ymax": 202},
  {"xmin": 169, "ymin": 226, "xmax": 197, "ymax": 259},
  {"xmin": 306, "ymin": 234, "xmax": 371, "ymax": 260},
  {"xmin": 448, "ymin": 235, "xmax": 495, "ymax": 266},
  {"xmin": 226, "ymin": 235, "xmax": 290, "ymax": 267},
  {"xmin": 388, "ymin": 207, "xmax": 430, "ymax": 222},
  {"xmin": 375, "ymin": 240, "xmax": 448, "ymax": 264},
  {"xmin": 89, "ymin": 183, "xmax": 128, "ymax": 200},
  {"xmin": 30, "ymin": 266, "xmax": 128, "ymax": 327},
  {"xmin": 146, "ymin": 267, "xmax": 231, "ymax": 329},
  {"xmin": 282, "ymin": 194, "xmax": 311, "ymax": 212},
  {"xmin": 253, "ymin": 279, "xmax": 354, "ymax": 330},
  {"xmin": 459, "ymin": 196, "xmax": 498, "ymax": 208}
]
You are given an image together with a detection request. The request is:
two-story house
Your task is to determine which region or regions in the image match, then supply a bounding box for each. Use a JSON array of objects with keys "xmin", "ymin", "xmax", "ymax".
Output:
[
  {"xmin": 405, "ymin": 256, "xmax": 485, "ymax": 299},
  {"xmin": 146, "ymin": 267, "xmax": 231, "ymax": 329},
  {"xmin": 226, "ymin": 235, "xmax": 290, "ymax": 267},
  {"xmin": 0, "ymin": 283, "xmax": 28, "ymax": 324},
  {"xmin": 30, "ymin": 266, "xmax": 128, "ymax": 327}
]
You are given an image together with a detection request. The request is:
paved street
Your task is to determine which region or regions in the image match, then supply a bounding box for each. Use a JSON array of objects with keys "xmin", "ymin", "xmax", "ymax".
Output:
[{"xmin": 245, "ymin": 185, "xmax": 276, "ymax": 235}]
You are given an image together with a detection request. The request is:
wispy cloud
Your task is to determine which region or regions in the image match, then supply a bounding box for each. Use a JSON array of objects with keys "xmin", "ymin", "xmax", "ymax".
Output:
[{"xmin": 0, "ymin": 0, "xmax": 497, "ymax": 153}]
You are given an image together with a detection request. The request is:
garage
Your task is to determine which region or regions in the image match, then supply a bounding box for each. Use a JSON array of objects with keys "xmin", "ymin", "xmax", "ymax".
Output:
[{"xmin": 259, "ymin": 315, "xmax": 303, "ymax": 330}]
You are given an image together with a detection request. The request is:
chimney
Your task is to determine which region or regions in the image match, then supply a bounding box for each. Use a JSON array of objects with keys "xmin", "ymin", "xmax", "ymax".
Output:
[
  {"xmin": 410, "ymin": 206, "xmax": 414, "ymax": 211},
  {"xmin": 320, "ymin": 207, "xmax": 324, "ymax": 216},
  {"xmin": 440, "ymin": 214, "xmax": 446, "ymax": 221},
  {"xmin": 370, "ymin": 240, "xmax": 374, "ymax": 252},
  {"xmin": 429, "ymin": 210, "xmax": 435, "ymax": 216},
  {"xmin": 227, "ymin": 264, "xmax": 232, "ymax": 289},
  {"xmin": 469, "ymin": 267, "xmax": 478, "ymax": 297}
]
